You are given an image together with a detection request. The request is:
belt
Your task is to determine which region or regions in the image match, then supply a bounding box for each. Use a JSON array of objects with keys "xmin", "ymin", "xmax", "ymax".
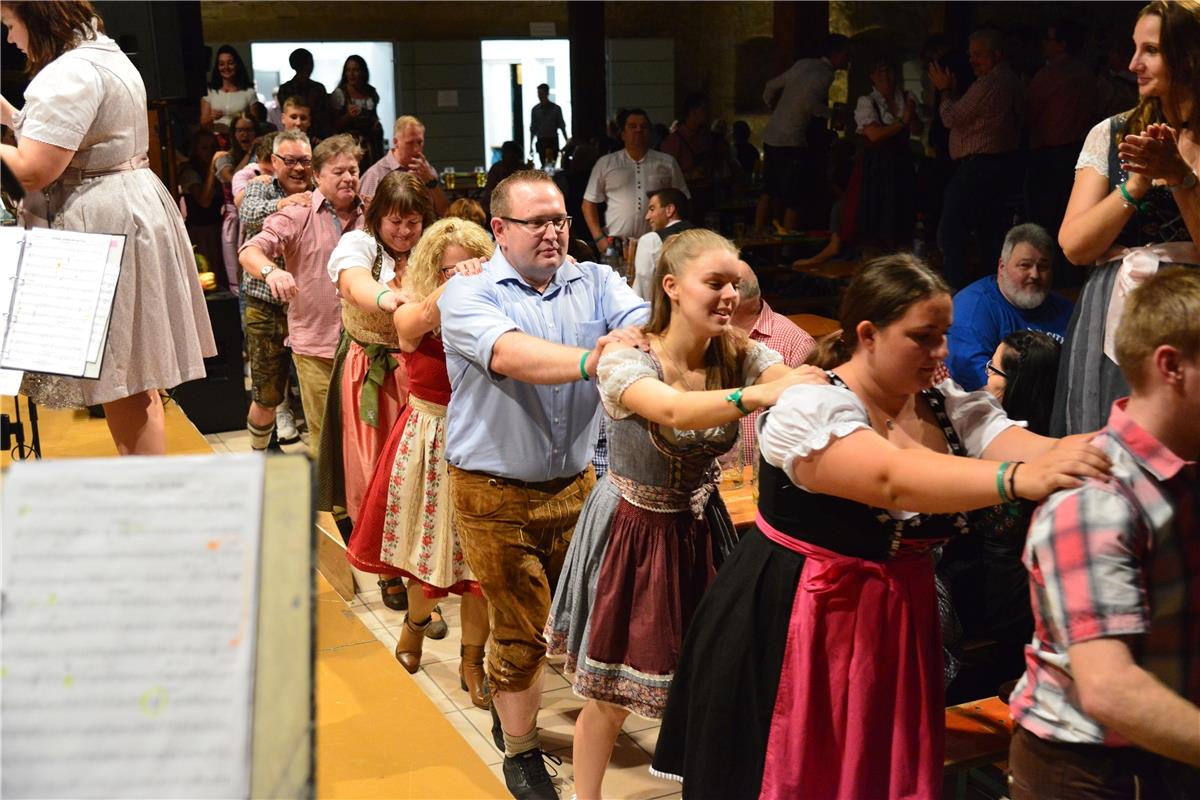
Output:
[
  {"xmin": 453, "ymin": 465, "xmax": 589, "ymax": 493},
  {"xmin": 60, "ymin": 154, "xmax": 150, "ymax": 185}
]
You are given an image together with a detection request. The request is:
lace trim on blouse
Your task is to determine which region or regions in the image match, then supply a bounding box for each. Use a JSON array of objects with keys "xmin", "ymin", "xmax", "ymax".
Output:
[{"xmin": 1076, "ymin": 117, "xmax": 1112, "ymax": 177}]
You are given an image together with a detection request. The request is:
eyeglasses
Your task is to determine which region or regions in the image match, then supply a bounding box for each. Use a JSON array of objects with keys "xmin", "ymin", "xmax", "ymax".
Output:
[
  {"xmin": 273, "ymin": 155, "xmax": 312, "ymax": 168},
  {"xmin": 985, "ymin": 360, "xmax": 1008, "ymax": 379},
  {"xmin": 500, "ymin": 215, "xmax": 571, "ymax": 234}
]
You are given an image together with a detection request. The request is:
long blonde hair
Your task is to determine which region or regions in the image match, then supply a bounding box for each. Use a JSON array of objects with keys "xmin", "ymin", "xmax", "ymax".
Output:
[
  {"xmin": 402, "ymin": 217, "xmax": 494, "ymax": 301},
  {"xmin": 644, "ymin": 228, "xmax": 747, "ymax": 389}
]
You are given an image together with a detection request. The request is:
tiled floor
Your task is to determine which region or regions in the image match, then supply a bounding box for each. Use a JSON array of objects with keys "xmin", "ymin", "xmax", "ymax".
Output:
[
  {"xmin": 204, "ymin": 425, "xmax": 681, "ymax": 799},
  {"xmin": 343, "ymin": 578, "xmax": 683, "ymax": 800}
]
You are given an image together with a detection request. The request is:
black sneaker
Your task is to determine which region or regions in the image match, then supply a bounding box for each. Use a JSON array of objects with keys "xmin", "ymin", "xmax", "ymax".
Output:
[{"xmin": 501, "ymin": 749, "xmax": 561, "ymax": 800}]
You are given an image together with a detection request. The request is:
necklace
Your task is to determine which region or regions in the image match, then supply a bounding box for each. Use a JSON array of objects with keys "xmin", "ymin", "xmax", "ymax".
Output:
[{"xmin": 659, "ymin": 341, "xmax": 703, "ymax": 392}]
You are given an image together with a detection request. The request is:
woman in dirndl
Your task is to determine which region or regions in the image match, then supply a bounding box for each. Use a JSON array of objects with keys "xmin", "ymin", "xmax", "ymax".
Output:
[
  {"xmin": 320, "ymin": 170, "xmax": 434, "ymax": 606},
  {"xmin": 349, "ymin": 217, "xmax": 494, "ymax": 709},
  {"xmin": 651, "ymin": 254, "xmax": 1111, "ymax": 799},
  {"xmin": 1051, "ymin": 0, "xmax": 1199, "ymax": 436}
]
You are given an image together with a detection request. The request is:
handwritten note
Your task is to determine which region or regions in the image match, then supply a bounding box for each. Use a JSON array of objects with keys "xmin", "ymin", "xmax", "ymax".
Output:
[
  {"xmin": 0, "ymin": 227, "xmax": 125, "ymax": 379},
  {"xmin": 1, "ymin": 453, "xmax": 265, "ymax": 799}
]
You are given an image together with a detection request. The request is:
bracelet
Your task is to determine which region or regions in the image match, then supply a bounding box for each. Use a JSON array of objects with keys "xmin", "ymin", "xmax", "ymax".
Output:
[
  {"xmin": 996, "ymin": 461, "xmax": 1013, "ymax": 504},
  {"xmin": 1118, "ymin": 182, "xmax": 1147, "ymax": 212},
  {"xmin": 725, "ymin": 387, "xmax": 750, "ymax": 416},
  {"xmin": 1008, "ymin": 461, "xmax": 1022, "ymax": 503},
  {"xmin": 375, "ymin": 289, "xmax": 390, "ymax": 309},
  {"xmin": 579, "ymin": 350, "xmax": 591, "ymax": 381}
]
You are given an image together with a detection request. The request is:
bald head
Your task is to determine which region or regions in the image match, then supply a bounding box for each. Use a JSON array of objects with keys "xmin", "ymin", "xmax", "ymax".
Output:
[{"xmin": 731, "ymin": 260, "xmax": 763, "ymax": 331}]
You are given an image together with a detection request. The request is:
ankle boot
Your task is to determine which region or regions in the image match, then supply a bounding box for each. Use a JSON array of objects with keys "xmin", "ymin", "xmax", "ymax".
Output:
[
  {"xmin": 459, "ymin": 644, "xmax": 490, "ymax": 710},
  {"xmin": 395, "ymin": 615, "xmax": 430, "ymax": 674}
]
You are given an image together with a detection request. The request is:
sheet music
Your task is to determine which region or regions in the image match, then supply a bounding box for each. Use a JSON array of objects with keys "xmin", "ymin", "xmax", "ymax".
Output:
[
  {"xmin": 84, "ymin": 235, "xmax": 125, "ymax": 369},
  {"xmin": 0, "ymin": 227, "xmax": 25, "ymax": 394},
  {"xmin": 0, "ymin": 228, "xmax": 124, "ymax": 378},
  {"xmin": 1, "ymin": 453, "xmax": 266, "ymax": 799}
]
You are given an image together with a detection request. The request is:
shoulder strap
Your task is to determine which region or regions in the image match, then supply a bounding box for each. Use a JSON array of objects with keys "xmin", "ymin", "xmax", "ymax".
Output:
[
  {"xmin": 921, "ymin": 386, "xmax": 968, "ymax": 457},
  {"xmin": 371, "ymin": 238, "xmax": 384, "ymax": 282}
]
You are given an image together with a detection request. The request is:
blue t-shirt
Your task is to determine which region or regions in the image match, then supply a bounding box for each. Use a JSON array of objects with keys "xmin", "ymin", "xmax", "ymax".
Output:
[{"xmin": 947, "ymin": 277, "xmax": 1073, "ymax": 391}]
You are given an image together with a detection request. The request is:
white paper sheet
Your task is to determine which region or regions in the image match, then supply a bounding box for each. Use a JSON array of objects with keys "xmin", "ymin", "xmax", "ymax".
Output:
[
  {"xmin": 0, "ymin": 227, "xmax": 26, "ymax": 394},
  {"xmin": 0, "ymin": 228, "xmax": 124, "ymax": 378},
  {"xmin": 0, "ymin": 453, "xmax": 266, "ymax": 799}
]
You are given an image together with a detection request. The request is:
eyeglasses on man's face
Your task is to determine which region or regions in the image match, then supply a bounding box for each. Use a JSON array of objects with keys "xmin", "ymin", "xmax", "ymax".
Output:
[
  {"xmin": 500, "ymin": 215, "xmax": 571, "ymax": 235},
  {"xmin": 273, "ymin": 154, "xmax": 312, "ymax": 169},
  {"xmin": 985, "ymin": 360, "xmax": 1008, "ymax": 379}
]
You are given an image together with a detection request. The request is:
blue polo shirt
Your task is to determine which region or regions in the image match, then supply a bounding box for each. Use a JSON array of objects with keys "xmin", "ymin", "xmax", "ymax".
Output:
[
  {"xmin": 947, "ymin": 276, "xmax": 1073, "ymax": 391},
  {"xmin": 438, "ymin": 248, "xmax": 649, "ymax": 482}
]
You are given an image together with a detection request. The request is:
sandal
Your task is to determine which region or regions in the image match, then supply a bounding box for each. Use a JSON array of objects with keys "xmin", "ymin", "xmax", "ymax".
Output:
[{"xmin": 378, "ymin": 576, "xmax": 408, "ymax": 611}]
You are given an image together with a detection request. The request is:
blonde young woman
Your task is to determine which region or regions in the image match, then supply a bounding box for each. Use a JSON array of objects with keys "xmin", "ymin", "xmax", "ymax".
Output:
[
  {"xmin": 546, "ymin": 228, "xmax": 825, "ymax": 799},
  {"xmin": 349, "ymin": 218, "xmax": 493, "ymax": 709}
]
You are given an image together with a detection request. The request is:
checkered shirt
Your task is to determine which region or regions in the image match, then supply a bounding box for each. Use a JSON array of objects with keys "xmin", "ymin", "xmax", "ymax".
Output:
[
  {"xmin": 1009, "ymin": 399, "xmax": 1200, "ymax": 745},
  {"xmin": 731, "ymin": 302, "xmax": 816, "ymax": 468},
  {"xmin": 592, "ymin": 417, "xmax": 609, "ymax": 479},
  {"xmin": 238, "ymin": 178, "xmax": 288, "ymax": 305}
]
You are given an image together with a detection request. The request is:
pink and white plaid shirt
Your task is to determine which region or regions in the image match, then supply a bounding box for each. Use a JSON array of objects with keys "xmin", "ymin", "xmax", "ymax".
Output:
[
  {"xmin": 1010, "ymin": 399, "xmax": 1200, "ymax": 745},
  {"xmin": 731, "ymin": 301, "xmax": 816, "ymax": 468}
]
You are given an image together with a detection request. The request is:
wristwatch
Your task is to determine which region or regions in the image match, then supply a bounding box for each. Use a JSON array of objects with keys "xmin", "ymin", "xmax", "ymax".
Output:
[
  {"xmin": 425, "ymin": 178, "xmax": 439, "ymax": 189},
  {"xmin": 1166, "ymin": 170, "xmax": 1198, "ymax": 192},
  {"xmin": 261, "ymin": 265, "xmax": 276, "ymax": 279}
]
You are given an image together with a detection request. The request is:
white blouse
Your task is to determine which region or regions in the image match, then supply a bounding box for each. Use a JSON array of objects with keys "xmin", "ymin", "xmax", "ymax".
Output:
[
  {"xmin": 205, "ymin": 87, "xmax": 257, "ymax": 128},
  {"xmin": 853, "ymin": 87, "xmax": 914, "ymax": 134},
  {"xmin": 326, "ymin": 230, "xmax": 398, "ymax": 289},
  {"xmin": 1076, "ymin": 117, "xmax": 1113, "ymax": 178},
  {"xmin": 760, "ymin": 379, "xmax": 1022, "ymax": 495}
]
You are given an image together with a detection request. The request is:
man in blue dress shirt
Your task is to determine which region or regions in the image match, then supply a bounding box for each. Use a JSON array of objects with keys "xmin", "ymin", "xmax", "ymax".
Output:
[
  {"xmin": 439, "ymin": 170, "xmax": 649, "ymax": 799},
  {"xmin": 946, "ymin": 223, "xmax": 1074, "ymax": 391}
]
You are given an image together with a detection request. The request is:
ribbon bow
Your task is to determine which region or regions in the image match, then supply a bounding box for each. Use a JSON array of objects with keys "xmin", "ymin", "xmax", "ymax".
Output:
[{"xmin": 357, "ymin": 344, "xmax": 398, "ymax": 426}]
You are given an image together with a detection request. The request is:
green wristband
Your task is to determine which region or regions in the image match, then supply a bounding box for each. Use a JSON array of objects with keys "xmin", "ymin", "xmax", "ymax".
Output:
[
  {"xmin": 726, "ymin": 387, "xmax": 750, "ymax": 416},
  {"xmin": 375, "ymin": 289, "xmax": 390, "ymax": 309},
  {"xmin": 1118, "ymin": 182, "xmax": 1147, "ymax": 212},
  {"xmin": 580, "ymin": 350, "xmax": 591, "ymax": 381},
  {"xmin": 996, "ymin": 461, "xmax": 1013, "ymax": 504}
]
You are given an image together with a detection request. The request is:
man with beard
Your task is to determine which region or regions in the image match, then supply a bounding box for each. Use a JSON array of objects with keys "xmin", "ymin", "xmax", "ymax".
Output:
[{"xmin": 946, "ymin": 223, "xmax": 1073, "ymax": 390}]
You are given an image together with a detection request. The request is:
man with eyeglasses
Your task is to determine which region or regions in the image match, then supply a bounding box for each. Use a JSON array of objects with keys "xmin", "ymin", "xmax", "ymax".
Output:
[
  {"xmin": 241, "ymin": 134, "xmax": 367, "ymax": 462},
  {"xmin": 946, "ymin": 223, "xmax": 1073, "ymax": 391},
  {"xmin": 236, "ymin": 129, "xmax": 314, "ymax": 450},
  {"xmin": 439, "ymin": 170, "xmax": 649, "ymax": 799}
]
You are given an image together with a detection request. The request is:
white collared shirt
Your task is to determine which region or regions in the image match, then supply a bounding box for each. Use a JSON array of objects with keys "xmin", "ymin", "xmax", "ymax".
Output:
[{"xmin": 584, "ymin": 149, "xmax": 689, "ymax": 240}]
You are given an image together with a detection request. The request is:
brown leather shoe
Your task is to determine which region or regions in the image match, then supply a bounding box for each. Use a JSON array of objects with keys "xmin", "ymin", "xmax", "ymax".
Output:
[
  {"xmin": 395, "ymin": 615, "xmax": 429, "ymax": 674},
  {"xmin": 459, "ymin": 644, "xmax": 491, "ymax": 710}
]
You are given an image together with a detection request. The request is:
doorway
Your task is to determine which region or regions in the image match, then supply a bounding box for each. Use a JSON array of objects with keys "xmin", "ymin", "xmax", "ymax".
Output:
[
  {"xmin": 249, "ymin": 41, "xmax": 396, "ymax": 138},
  {"xmin": 480, "ymin": 39, "xmax": 572, "ymax": 166}
]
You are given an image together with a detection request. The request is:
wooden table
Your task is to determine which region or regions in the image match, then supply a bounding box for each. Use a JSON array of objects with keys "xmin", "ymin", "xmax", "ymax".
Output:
[
  {"xmin": 719, "ymin": 466, "xmax": 757, "ymax": 529},
  {"xmin": 787, "ymin": 313, "xmax": 841, "ymax": 339}
]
